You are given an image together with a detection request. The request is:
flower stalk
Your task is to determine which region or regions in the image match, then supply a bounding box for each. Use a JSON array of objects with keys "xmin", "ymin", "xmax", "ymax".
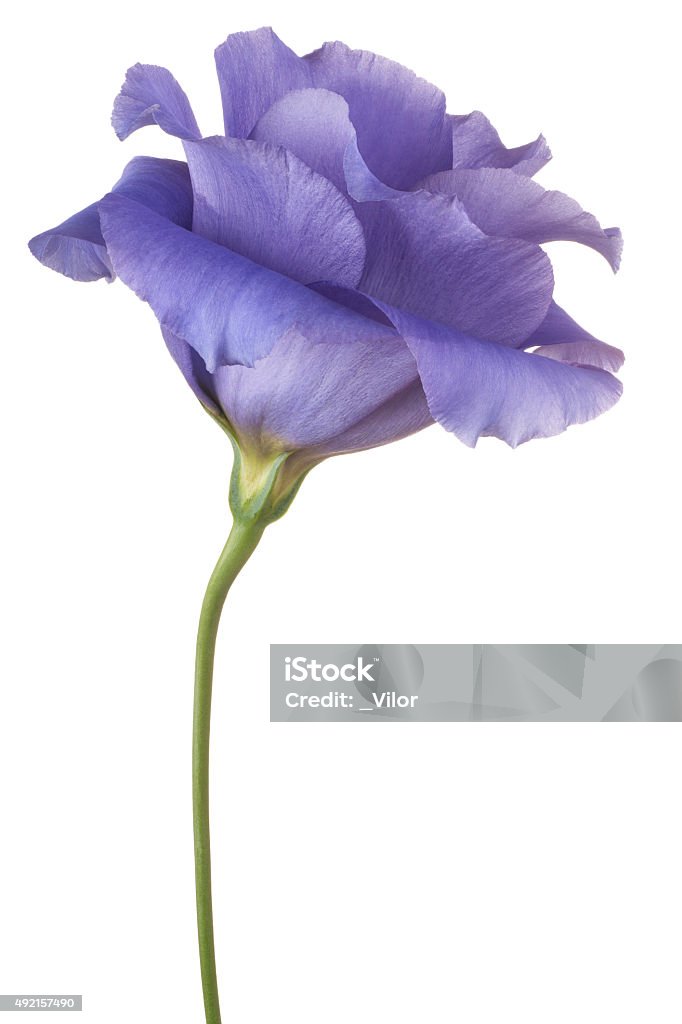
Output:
[
  {"xmin": 193, "ymin": 515, "xmax": 265, "ymax": 1024},
  {"xmin": 192, "ymin": 442, "xmax": 303, "ymax": 1024}
]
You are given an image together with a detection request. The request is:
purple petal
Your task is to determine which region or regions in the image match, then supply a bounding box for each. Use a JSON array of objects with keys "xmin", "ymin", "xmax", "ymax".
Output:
[
  {"xmin": 305, "ymin": 41, "xmax": 451, "ymax": 189},
  {"xmin": 358, "ymin": 190, "xmax": 553, "ymax": 345},
  {"xmin": 250, "ymin": 88, "xmax": 351, "ymax": 189},
  {"xmin": 372, "ymin": 303, "xmax": 622, "ymax": 447},
  {"xmin": 342, "ymin": 141, "xmax": 401, "ymax": 201},
  {"xmin": 211, "ymin": 326, "xmax": 431, "ymax": 455},
  {"xmin": 250, "ymin": 87, "xmax": 398, "ymax": 200},
  {"xmin": 28, "ymin": 157, "xmax": 192, "ymax": 282},
  {"xmin": 310, "ymin": 282, "xmax": 393, "ymax": 325},
  {"xmin": 28, "ymin": 202, "xmax": 111, "ymax": 283},
  {"xmin": 215, "ymin": 27, "xmax": 311, "ymax": 139},
  {"xmin": 217, "ymin": 31, "xmax": 451, "ymax": 189},
  {"xmin": 523, "ymin": 301, "xmax": 624, "ymax": 371},
  {"xmin": 184, "ymin": 136, "xmax": 365, "ymax": 287},
  {"xmin": 98, "ymin": 193, "xmax": 393, "ymax": 371},
  {"xmin": 526, "ymin": 300, "xmax": 612, "ymax": 346},
  {"xmin": 162, "ymin": 328, "xmax": 221, "ymax": 413},
  {"xmin": 112, "ymin": 64, "xmax": 200, "ymax": 141},
  {"xmin": 420, "ymin": 167, "xmax": 622, "ymax": 270},
  {"xmin": 530, "ymin": 340, "xmax": 624, "ymax": 373},
  {"xmin": 108, "ymin": 157, "xmax": 193, "ymax": 224},
  {"xmin": 450, "ymin": 111, "xmax": 550, "ymax": 176}
]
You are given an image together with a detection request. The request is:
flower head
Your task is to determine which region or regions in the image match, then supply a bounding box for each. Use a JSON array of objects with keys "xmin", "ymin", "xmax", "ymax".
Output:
[{"xmin": 29, "ymin": 26, "xmax": 623, "ymax": 502}]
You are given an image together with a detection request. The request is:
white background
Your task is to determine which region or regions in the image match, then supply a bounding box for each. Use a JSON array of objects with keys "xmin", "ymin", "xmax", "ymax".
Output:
[{"xmin": 1, "ymin": 1, "xmax": 680, "ymax": 1021}]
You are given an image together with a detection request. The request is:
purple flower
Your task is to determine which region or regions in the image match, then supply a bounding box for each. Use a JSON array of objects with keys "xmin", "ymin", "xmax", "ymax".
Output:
[
  {"xmin": 25, "ymin": 33, "xmax": 627, "ymax": 1024},
  {"xmin": 29, "ymin": 27, "xmax": 623, "ymax": 485}
]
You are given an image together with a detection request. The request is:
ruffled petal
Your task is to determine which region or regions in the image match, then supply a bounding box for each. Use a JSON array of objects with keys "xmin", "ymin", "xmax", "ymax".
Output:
[
  {"xmin": 107, "ymin": 157, "xmax": 193, "ymax": 225},
  {"xmin": 358, "ymin": 190, "xmax": 553, "ymax": 345},
  {"xmin": 219, "ymin": 30, "xmax": 450, "ymax": 190},
  {"xmin": 250, "ymin": 88, "xmax": 398, "ymax": 200},
  {"xmin": 111, "ymin": 64, "xmax": 200, "ymax": 141},
  {"xmin": 161, "ymin": 328, "xmax": 222, "ymax": 413},
  {"xmin": 309, "ymin": 375, "xmax": 431, "ymax": 457},
  {"xmin": 211, "ymin": 326, "xmax": 431, "ymax": 455},
  {"xmin": 28, "ymin": 202, "xmax": 110, "ymax": 283},
  {"xmin": 531, "ymin": 340, "xmax": 624, "ymax": 373},
  {"xmin": 163, "ymin": 299, "xmax": 430, "ymax": 457},
  {"xmin": 98, "ymin": 193, "xmax": 394, "ymax": 371},
  {"xmin": 251, "ymin": 88, "xmax": 347, "ymax": 186},
  {"xmin": 215, "ymin": 27, "xmax": 311, "ymax": 138},
  {"xmin": 310, "ymin": 283, "xmax": 393, "ymax": 325},
  {"xmin": 304, "ymin": 41, "xmax": 451, "ymax": 189},
  {"xmin": 523, "ymin": 301, "xmax": 624, "ymax": 371},
  {"xmin": 184, "ymin": 136, "xmax": 365, "ymax": 287},
  {"xmin": 420, "ymin": 167, "xmax": 622, "ymax": 270},
  {"xmin": 28, "ymin": 157, "xmax": 192, "ymax": 282},
  {"xmin": 450, "ymin": 111, "xmax": 550, "ymax": 176},
  {"xmin": 371, "ymin": 303, "xmax": 622, "ymax": 448}
]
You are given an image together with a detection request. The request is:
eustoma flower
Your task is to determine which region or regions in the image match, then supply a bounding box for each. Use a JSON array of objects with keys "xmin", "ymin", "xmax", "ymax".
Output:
[{"xmin": 28, "ymin": 26, "xmax": 623, "ymax": 1024}]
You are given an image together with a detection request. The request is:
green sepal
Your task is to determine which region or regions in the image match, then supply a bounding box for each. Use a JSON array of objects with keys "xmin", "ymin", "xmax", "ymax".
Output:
[{"xmin": 202, "ymin": 404, "xmax": 309, "ymax": 526}]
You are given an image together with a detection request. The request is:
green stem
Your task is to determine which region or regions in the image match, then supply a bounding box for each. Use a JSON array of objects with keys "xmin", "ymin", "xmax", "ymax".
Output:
[{"xmin": 193, "ymin": 516, "xmax": 266, "ymax": 1024}]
